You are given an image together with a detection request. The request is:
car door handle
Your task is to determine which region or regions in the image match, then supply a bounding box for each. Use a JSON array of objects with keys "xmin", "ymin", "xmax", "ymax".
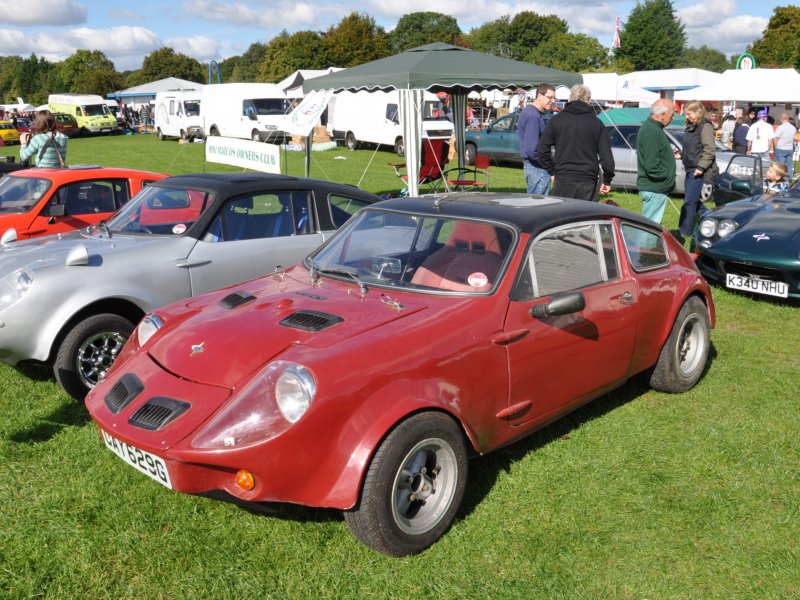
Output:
[
  {"xmin": 175, "ymin": 259, "xmax": 211, "ymax": 268},
  {"xmin": 612, "ymin": 292, "xmax": 634, "ymax": 304}
]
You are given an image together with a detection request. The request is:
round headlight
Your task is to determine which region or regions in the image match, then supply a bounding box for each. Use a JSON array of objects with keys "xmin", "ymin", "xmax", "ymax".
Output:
[
  {"xmin": 136, "ymin": 313, "xmax": 164, "ymax": 346},
  {"xmin": 275, "ymin": 365, "xmax": 316, "ymax": 423},
  {"xmin": 698, "ymin": 218, "xmax": 717, "ymax": 238},
  {"xmin": 0, "ymin": 268, "xmax": 34, "ymax": 313},
  {"xmin": 717, "ymin": 219, "xmax": 737, "ymax": 238}
]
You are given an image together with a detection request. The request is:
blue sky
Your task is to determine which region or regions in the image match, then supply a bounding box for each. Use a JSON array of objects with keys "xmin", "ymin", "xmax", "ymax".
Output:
[{"xmin": 0, "ymin": 0, "xmax": 777, "ymax": 72}]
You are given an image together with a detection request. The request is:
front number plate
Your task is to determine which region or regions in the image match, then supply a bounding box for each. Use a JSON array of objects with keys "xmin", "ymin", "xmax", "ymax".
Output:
[
  {"xmin": 726, "ymin": 273, "xmax": 788, "ymax": 298},
  {"xmin": 101, "ymin": 429, "xmax": 172, "ymax": 489}
]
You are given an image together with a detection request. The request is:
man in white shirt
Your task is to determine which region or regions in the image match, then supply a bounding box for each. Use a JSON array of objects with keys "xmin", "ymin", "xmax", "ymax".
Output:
[
  {"xmin": 746, "ymin": 109, "xmax": 776, "ymax": 159},
  {"xmin": 774, "ymin": 112, "xmax": 797, "ymax": 179}
]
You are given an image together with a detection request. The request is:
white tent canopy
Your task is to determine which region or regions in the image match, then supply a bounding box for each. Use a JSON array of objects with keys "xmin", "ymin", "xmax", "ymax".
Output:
[
  {"xmin": 277, "ymin": 68, "xmax": 343, "ymax": 98},
  {"xmin": 581, "ymin": 73, "xmax": 659, "ymax": 106},
  {"xmin": 674, "ymin": 68, "xmax": 800, "ymax": 103}
]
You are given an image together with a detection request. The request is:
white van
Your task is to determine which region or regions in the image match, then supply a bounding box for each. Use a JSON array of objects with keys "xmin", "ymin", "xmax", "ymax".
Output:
[
  {"xmin": 326, "ymin": 90, "xmax": 454, "ymax": 155},
  {"xmin": 202, "ymin": 83, "xmax": 292, "ymax": 143},
  {"xmin": 48, "ymin": 93, "xmax": 118, "ymax": 135},
  {"xmin": 154, "ymin": 90, "xmax": 204, "ymax": 141}
]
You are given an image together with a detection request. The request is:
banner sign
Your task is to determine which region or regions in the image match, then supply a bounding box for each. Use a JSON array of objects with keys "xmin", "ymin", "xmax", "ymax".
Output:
[
  {"xmin": 283, "ymin": 89, "xmax": 334, "ymax": 137},
  {"xmin": 205, "ymin": 136, "xmax": 281, "ymax": 174},
  {"xmin": 736, "ymin": 53, "xmax": 756, "ymax": 70}
]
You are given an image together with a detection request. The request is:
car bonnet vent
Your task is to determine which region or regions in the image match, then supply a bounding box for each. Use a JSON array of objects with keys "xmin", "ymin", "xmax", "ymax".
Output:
[
  {"xmin": 218, "ymin": 290, "xmax": 256, "ymax": 309},
  {"xmin": 279, "ymin": 310, "xmax": 343, "ymax": 332},
  {"xmin": 128, "ymin": 397, "xmax": 190, "ymax": 431},
  {"xmin": 105, "ymin": 373, "xmax": 145, "ymax": 414}
]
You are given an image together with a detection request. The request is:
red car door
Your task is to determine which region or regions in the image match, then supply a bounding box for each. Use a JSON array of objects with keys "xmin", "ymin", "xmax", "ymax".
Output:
[{"xmin": 501, "ymin": 221, "xmax": 638, "ymax": 427}]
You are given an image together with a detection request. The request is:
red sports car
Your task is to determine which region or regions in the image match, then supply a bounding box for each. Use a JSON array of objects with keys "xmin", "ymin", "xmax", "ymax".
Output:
[
  {"xmin": 87, "ymin": 194, "xmax": 715, "ymax": 556},
  {"xmin": 0, "ymin": 166, "xmax": 166, "ymax": 240}
]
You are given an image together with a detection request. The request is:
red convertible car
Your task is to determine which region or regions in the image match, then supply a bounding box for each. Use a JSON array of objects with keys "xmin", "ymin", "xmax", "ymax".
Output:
[{"xmin": 87, "ymin": 194, "xmax": 715, "ymax": 556}]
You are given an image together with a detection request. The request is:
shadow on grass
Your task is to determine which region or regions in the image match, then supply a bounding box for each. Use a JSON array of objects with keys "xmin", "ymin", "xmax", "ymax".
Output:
[{"xmin": 7, "ymin": 361, "xmax": 91, "ymax": 444}]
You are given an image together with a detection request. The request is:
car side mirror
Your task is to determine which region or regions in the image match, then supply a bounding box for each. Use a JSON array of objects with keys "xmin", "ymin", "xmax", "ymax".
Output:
[
  {"xmin": 731, "ymin": 180, "xmax": 753, "ymax": 194},
  {"xmin": 529, "ymin": 292, "xmax": 586, "ymax": 319},
  {"xmin": 486, "ymin": 125, "xmax": 493, "ymax": 133},
  {"xmin": 48, "ymin": 203, "xmax": 67, "ymax": 217}
]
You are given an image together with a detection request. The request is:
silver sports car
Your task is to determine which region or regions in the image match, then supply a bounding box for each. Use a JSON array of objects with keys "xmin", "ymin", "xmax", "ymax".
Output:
[{"xmin": 0, "ymin": 172, "xmax": 380, "ymax": 400}]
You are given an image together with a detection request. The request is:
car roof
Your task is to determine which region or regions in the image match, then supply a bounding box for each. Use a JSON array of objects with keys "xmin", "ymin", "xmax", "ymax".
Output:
[
  {"xmin": 373, "ymin": 193, "xmax": 659, "ymax": 237},
  {"xmin": 152, "ymin": 172, "xmax": 380, "ymax": 199},
  {"xmin": 10, "ymin": 166, "xmax": 166, "ymax": 180}
]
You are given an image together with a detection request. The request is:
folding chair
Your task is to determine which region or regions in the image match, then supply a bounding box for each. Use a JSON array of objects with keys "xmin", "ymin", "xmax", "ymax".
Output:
[
  {"xmin": 390, "ymin": 138, "xmax": 449, "ymax": 193},
  {"xmin": 443, "ymin": 154, "xmax": 491, "ymax": 192}
]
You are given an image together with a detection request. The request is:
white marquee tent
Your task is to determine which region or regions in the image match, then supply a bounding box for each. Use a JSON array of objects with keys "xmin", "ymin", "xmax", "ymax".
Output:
[
  {"xmin": 581, "ymin": 73, "xmax": 659, "ymax": 106},
  {"xmin": 674, "ymin": 68, "xmax": 800, "ymax": 103}
]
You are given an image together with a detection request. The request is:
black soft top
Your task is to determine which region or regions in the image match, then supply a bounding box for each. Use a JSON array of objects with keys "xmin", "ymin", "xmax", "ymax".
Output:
[
  {"xmin": 372, "ymin": 193, "xmax": 659, "ymax": 238},
  {"xmin": 153, "ymin": 172, "xmax": 380, "ymax": 202}
]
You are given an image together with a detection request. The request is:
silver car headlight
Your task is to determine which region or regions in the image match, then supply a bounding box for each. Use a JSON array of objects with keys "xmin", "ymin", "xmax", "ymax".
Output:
[
  {"xmin": 717, "ymin": 219, "xmax": 738, "ymax": 238},
  {"xmin": 275, "ymin": 364, "xmax": 316, "ymax": 423},
  {"xmin": 698, "ymin": 218, "xmax": 717, "ymax": 238},
  {"xmin": 192, "ymin": 361, "xmax": 317, "ymax": 449},
  {"xmin": 0, "ymin": 268, "xmax": 34, "ymax": 312},
  {"xmin": 136, "ymin": 313, "xmax": 164, "ymax": 346}
]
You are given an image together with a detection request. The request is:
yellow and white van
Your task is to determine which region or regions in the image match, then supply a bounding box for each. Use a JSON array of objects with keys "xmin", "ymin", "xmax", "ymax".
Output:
[{"xmin": 48, "ymin": 94, "xmax": 118, "ymax": 135}]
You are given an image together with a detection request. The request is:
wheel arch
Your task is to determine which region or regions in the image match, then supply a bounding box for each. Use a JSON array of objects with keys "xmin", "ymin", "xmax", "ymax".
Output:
[
  {"xmin": 317, "ymin": 394, "xmax": 479, "ymax": 510},
  {"xmin": 48, "ymin": 298, "xmax": 145, "ymax": 363}
]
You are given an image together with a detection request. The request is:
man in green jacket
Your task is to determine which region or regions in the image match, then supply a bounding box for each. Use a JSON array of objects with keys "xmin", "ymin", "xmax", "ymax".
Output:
[{"xmin": 636, "ymin": 99, "xmax": 677, "ymax": 224}]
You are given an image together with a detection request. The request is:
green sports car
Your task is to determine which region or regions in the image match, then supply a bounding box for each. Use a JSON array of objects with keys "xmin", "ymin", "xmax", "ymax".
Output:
[{"xmin": 692, "ymin": 180, "xmax": 800, "ymax": 300}]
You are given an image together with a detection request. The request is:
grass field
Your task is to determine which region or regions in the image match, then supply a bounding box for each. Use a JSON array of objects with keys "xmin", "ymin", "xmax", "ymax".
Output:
[{"xmin": 1, "ymin": 135, "xmax": 799, "ymax": 599}]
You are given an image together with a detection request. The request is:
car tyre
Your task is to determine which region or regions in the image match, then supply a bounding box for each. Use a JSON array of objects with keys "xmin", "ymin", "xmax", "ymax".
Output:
[
  {"xmin": 251, "ymin": 129, "xmax": 262, "ymax": 143},
  {"xmin": 157, "ymin": 128, "xmax": 165, "ymax": 141},
  {"xmin": 464, "ymin": 143, "xmax": 477, "ymax": 166},
  {"xmin": 209, "ymin": 126, "xmax": 220, "ymax": 137},
  {"xmin": 346, "ymin": 132, "xmax": 359, "ymax": 151},
  {"xmin": 344, "ymin": 412, "xmax": 467, "ymax": 556},
  {"xmin": 394, "ymin": 137, "xmax": 405, "ymax": 156},
  {"xmin": 54, "ymin": 313, "xmax": 135, "ymax": 402},
  {"xmin": 649, "ymin": 296, "xmax": 710, "ymax": 393}
]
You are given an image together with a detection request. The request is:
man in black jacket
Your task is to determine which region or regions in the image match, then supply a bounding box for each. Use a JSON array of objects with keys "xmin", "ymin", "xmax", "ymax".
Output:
[{"xmin": 537, "ymin": 84, "xmax": 615, "ymax": 201}]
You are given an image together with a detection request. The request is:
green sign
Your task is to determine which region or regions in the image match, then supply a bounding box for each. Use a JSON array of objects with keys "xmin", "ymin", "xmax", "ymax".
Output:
[{"xmin": 736, "ymin": 53, "xmax": 757, "ymax": 70}]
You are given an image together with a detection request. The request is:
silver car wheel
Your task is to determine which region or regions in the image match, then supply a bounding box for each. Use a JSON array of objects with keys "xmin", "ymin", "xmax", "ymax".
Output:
[
  {"xmin": 675, "ymin": 312, "xmax": 708, "ymax": 378},
  {"xmin": 76, "ymin": 331, "xmax": 128, "ymax": 389},
  {"xmin": 390, "ymin": 436, "xmax": 459, "ymax": 536}
]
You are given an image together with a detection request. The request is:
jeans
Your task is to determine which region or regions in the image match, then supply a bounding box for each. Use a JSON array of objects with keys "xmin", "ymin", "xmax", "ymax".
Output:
[
  {"xmin": 551, "ymin": 180, "xmax": 599, "ymax": 201},
  {"xmin": 774, "ymin": 148, "xmax": 794, "ymax": 179},
  {"xmin": 679, "ymin": 172, "xmax": 706, "ymax": 236},
  {"xmin": 523, "ymin": 161, "xmax": 550, "ymax": 195},
  {"xmin": 639, "ymin": 190, "xmax": 668, "ymax": 224}
]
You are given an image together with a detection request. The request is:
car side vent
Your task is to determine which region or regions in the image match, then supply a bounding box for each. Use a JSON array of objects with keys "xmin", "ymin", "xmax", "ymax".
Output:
[
  {"xmin": 218, "ymin": 291, "xmax": 256, "ymax": 309},
  {"xmin": 279, "ymin": 310, "xmax": 343, "ymax": 332},
  {"xmin": 128, "ymin": 397, "xmax": 190, "ymax": 431},
  {"xmin": 105, "ymin": 373, "xmax": 145, "ymax": 414}
]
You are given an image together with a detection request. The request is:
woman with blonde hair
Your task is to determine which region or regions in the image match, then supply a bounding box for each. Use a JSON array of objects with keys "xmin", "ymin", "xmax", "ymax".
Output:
[
  {"xmin": 678, "ymin": 101, "xmax": 717, "ymax": 238},
  {"xmin": 19, "ymin": 110, "xmax": 68, "ymax": 168}
]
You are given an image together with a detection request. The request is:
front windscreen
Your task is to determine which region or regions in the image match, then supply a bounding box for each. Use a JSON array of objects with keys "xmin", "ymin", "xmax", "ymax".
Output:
[
  {"xmin": 184, "ymin": 101, "xmax": 200, "ymax": 116},
  {"xmin": 0, "ymin": 176, "xmax": 51, "ymax": 214},
  {"xmin": 82, "ymin": 104, "xmax": 110, "ymax": 117},
  {"xmin": 251, "ymin": 98, "xmax": 290, "ymax": 115},
  {"xmin": 106, "ymin": 184, "xmax": 215, "ymax": 235},
  {"xmin": 308, "ymin": 209, "xmax": 515, "ymax": 294}
]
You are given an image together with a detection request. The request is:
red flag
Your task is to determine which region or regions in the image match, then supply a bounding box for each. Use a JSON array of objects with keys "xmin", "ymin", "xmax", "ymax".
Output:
[{"xmin": 613, "ymin": 17, "xmax": 621, "ymax": 49}]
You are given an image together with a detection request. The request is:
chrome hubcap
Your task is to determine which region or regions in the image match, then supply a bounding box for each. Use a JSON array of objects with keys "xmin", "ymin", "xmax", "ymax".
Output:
[
  {"xmin": 76, "ymin": 331, "xmax": 128, "ymax": 388},
  {"xmin": 676, "ymin": 314, "xmax": 707, "ymax": 376}
]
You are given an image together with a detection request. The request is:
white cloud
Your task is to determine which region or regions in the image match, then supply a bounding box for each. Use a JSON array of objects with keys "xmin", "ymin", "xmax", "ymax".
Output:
[
  {"xmin": 686, "ymin": 14, "xmax": 768, "ymax": 55},
  {"xmin": 181, "ymin": 0, "xmax": 317, "ymax": 29},
  {"xmin": 4, "ymin": 0, "xmax": 86, "ymax": 26},
  {"xmin": 165, "ymin": 35, "xmax": 221, "ymax": 62},
  {"xmin": 109, "ymin": 9, "xmax": 146, "ymax": 21}
]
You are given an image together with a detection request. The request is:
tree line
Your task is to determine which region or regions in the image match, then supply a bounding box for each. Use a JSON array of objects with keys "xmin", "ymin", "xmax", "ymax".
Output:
[{"xmin": 1, "ymin": 2, "xmax": 797, "ymax": 105}]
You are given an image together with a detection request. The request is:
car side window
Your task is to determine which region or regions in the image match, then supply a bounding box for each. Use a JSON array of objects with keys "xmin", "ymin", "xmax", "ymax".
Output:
[
  {"xmin": 329, "ymin": 195, "xmax": 371, "ymax": 228},
  {"xmin": 607, "ymin": 125, "xmax": 639, "ymax": 149},
  {"xmin": 516, "ymin": 222, "xmax": 618, "ymax": 299},
  {"xmin": 491, "ymin": 116, "xmax": 514, "ymax": 133},
  {"xmin": 620, "ymin": 223, "xmax": 669, "ymax": 272},
  {"xmin": 205, "ymin": 192, "xmax": 311, "ymax": 242},
  {"xmin": 46, "ymin": 179, "xmax": 127, "ymax": 216}
]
